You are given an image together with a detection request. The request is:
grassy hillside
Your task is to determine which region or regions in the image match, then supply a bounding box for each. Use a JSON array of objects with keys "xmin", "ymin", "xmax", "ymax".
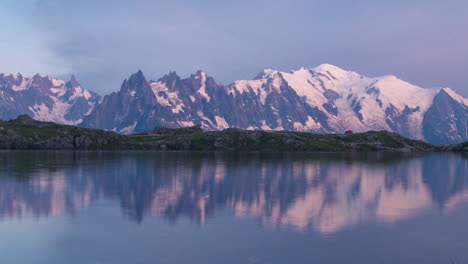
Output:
[{"xmin": 0, "ymin": 115, "xmax": 465, "ymax": 152}]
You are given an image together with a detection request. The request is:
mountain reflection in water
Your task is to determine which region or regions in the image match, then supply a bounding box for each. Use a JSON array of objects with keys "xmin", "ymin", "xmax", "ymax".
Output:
[{"xmin": 0, "ymin": 151, "xmax": 466, "ymax": 234}]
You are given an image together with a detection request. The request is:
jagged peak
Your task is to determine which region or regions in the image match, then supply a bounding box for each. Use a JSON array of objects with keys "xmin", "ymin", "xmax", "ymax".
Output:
[
  {"xmin": 167, "ymin": 70, "xmax": 179, "ymax": 77},
  {"xmin": 67, "ymin": 74, "xmax": 80, "ymax": 87},
  {"xmin": 156, "ymin": 71, "xmax": 181, "ymax": 84},
  {"xmin": 120, "ymin": 70, "xmax": 152, "ymax": 96},
  {"xmin": 133, "ymin": 69, "xmax": 145, "ymax": 77},
  {"xmin": 192, "ymin": 70, "xmax": 208, "ymax": 79},
  {"xmin": 29, "ymin": 73, "xmax": 53, "ymax": 89},
  {"xmin": 126, "ymin": 70, "xmax": 147, "ymax": 83}
]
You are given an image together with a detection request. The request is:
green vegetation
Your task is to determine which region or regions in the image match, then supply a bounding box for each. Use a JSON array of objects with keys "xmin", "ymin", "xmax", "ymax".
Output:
[{"xmin": 0, "ymin": 115, "xmax": 465, "ymax": 152}]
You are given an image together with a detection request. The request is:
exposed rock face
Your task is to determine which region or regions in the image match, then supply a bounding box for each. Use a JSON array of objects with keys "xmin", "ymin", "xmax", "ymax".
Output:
[
  {"xmin": 0, "ymin": 73, "xmax": 100, "ymax": 125},
  {"xmin": 80, "ymin": 65, "xmax": 467, "ymax": 144},
  {"xmin": 423, "ymin": 88, "xmax": 468, "ymax": 144},
  {"xmin": 78, "ymin": 70, "xmax": 157, "ymax": 133}
]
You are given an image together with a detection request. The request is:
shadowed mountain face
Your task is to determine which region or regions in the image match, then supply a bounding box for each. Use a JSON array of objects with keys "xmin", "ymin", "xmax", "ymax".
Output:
[
  {"xmin": 0, "ymin": 151, "xmax": 466, "ymax": 233},
  {"xmin": 79, "ymin": 65, "xmax": 467, "ymax": 144},
  {"xmin": 423, "ymin": 89, "xmax": 468, "ymax": 144}
]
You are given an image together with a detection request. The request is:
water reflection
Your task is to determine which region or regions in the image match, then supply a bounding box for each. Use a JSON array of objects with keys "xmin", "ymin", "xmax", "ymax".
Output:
[{"xmin": 0, "ymin": 151, "xmax": 466, "ymax": 234}]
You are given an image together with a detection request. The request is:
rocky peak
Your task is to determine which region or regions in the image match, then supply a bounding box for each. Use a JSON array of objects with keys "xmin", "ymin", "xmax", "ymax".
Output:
[
  {"xmin": 121, "ymin": 70, "xmax": 150, "ymax": 93},
  {"xmin": 191, "ymin": 70, "xmax": 208, "ymax": 83},
  {"xmin": 157, "ymin": 71, "xmax": 181, "ymax": 88},
  {"xmin": 162, "ymin": 71, "xmax": 180, "ymax": 79},
  {"xmin": 129, "ymin": 70, "xmax": 146, "ymax": 82},
  {"xmin": 119, "ymin": 70, "xmax": 156, "ymax": 106},
  {"xmin": 29, "ymin": 74, "xmax": 53, "ymax": 91},
  {"xmin": 67, "ymin": 75, "xmax": 80, "ymax": 88}
]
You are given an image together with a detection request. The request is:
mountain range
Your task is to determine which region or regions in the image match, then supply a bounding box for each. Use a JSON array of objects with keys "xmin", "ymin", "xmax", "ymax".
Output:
[
  {"xmin": 0, "ymin": 64, "xmax": 466, "ymax": 144},
  {"xmin": 0, "ymin": 73, "xmax": 100, "ymax": 125}
]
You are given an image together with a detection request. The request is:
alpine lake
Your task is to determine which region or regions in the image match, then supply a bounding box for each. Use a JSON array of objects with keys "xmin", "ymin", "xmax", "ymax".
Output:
[{"xmin": 0, "ymin": 151, "xmax": 466, "ymax": 264}]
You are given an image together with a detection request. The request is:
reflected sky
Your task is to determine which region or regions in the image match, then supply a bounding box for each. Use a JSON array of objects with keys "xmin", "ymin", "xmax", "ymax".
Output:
[{"xmin": 0, "ymin": 151, "xmax": 467, "ymax": 264}]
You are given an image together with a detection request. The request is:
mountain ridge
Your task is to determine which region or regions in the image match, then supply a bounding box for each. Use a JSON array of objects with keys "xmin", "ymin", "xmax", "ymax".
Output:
[
  {"xmin": 80, "ymin": 64, "xmax": 467, "ymax": 144},
  {"xmin": 0, "ymin": 64, "xmax": 466, "ymax": 144},
  {"xmin": 0, "ymin": 72, "xmax": 100, "ymax": 125}
]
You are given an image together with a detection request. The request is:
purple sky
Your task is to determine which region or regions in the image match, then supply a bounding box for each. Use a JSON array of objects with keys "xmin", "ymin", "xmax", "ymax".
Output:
[{"xmin": 0, "ymin": 0, "xmax": 467, "ymax": 96}]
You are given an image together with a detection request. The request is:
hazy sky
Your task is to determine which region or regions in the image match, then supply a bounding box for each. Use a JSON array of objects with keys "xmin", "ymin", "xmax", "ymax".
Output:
[{"xmin": 0, "ymin": 0, "xmax": 467, "ymax": 96}]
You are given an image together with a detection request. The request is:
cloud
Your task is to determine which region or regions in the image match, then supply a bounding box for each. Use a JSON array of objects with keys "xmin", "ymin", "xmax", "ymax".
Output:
[{"xmin": 2, "ymin": 0, "xmax": 467, "ymax": 96}]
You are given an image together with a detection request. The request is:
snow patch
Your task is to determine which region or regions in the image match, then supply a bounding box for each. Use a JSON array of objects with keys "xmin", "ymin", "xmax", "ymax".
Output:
[
  {"xmin": 195, "ymin": 72, "xmax": 210, "ymax": 102},
  {"xmin": 198, "ymin": 111, "xmax": 215, "ymax": 129},
  {"xmin": 69, "ymin": 86, "xmax": 92, "ymax": 101},
  {"xmin": 51, "ymin": 79, "xmax": 65, "ymax": 87},
  {"xmin": 293, "ymin": 116, "xmax": 322, "ymax": 131},
  {"xmin": 372, "ymin": 76, "xmax": 438, "ymax": 112},
  {"xmin": 281, "ymin": 68, "xmax": 328, "ymax": 108},
  {"xmin": 231, "ymin": 79, "xmax": 269, "ymax": 103},
  {"xmin": 178, "ymin": 121, "xmax": 196, "ymax": 127},
  {"xmin": 29, "ymin": 98, "xmax": 77, "ymax": 125},
  {"xmin": 215, "ymin": 116, "xmax": 229, "ymax": 129},
  {"xmin": 260, "ymin": 120, "xmax": 272, "ymax": 130},
  {"xmin": 150, "ymin": 81, "xmax": 185, "ymax": 113},
  {"xmin": 12, "ymin": 79, "xmax": 30, "ymax": 91},
  {"xmin": 120, "ymin": 121, "xmax": 137, "ymax": 134}
]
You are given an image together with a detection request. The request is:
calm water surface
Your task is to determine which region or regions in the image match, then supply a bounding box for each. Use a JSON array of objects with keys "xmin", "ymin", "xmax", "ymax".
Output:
[{"xmin": 0, "ymin": 151, "xmax": 467, "ymax": 264}]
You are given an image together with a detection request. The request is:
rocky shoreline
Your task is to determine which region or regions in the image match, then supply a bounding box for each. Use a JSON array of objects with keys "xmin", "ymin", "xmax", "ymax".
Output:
[{"xmin": 0, "ymin": 115, "xmax": 466, "ymax": 152}]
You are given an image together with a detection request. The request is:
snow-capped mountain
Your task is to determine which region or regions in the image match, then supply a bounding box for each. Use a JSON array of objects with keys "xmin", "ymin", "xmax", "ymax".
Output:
[
  {"xmin": 1, "ymin": 65, "xmax": 465, "ymax": 144},
  {"xmin": 80, "ymin": 64, "xmax": 467, "ymax": 144},
  {"xmin": 0, "ymin": 73, "xmax": 100, "ymax": 125}
]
